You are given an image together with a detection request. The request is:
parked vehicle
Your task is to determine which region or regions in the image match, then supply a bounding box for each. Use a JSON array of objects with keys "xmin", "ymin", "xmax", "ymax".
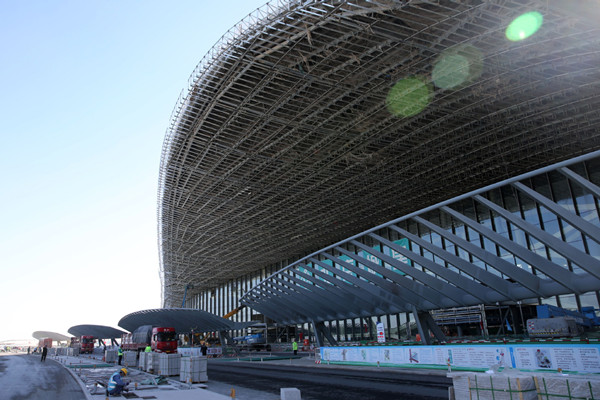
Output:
[
  {"xmin": 122, "ymin": 325, "xmax": 177, "ymax": 353},
  {"xmin": 70, "ymin": 335, "xmax": 94, "ymax": 353}
]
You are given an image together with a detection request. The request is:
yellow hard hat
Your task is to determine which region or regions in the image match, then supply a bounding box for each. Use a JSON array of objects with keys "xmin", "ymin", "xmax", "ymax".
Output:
[{"xmin": 120, "ymin": 368, "xmax": 128, "ymax": 376}]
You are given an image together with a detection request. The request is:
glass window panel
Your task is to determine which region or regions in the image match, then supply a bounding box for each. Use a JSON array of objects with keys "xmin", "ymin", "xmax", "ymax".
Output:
[
  {"xmin": 528, "ymin": 236, "xmax": 548, "ymax": 258},
  {"xmin": 444, "ymin": 238, "xmax": 455, "ymax": 254},
  {"xmin": 466, "ymin": 227, "xmax": 481, "ymax": 247},
  {"xmin": 579, "ymin": 291, "xmax": 600, "ymax": 309},
  {"xmin": 511, "ymin": 226, "xmax": 528, "ymax": 248},
  {"xmin": 563, "ymin": 222, "xmax": 584, "ymax": 246},
  {"xmin": 541, "ymin": 214, "xmax": 561, "ymax": 239},
  {"xmin": 587, "ymin": 239, "xmax": 600, "ymax": 260},
  {"xmin": 431, "ymin": 231, "xmax": 442, "ymax": 247},
  {"xmin": 559, "ymin": 294, "xmax": 578, "ymax": 310},
  {"xmin": 547, "ymin": 249, "xmax": 567, "ymax": 269},
  {"xmin": 476, "ymin": 202, "xmax": 492, "ymax": 227},
  {"xmin": 461, "ymin": 200, "xmax": 477, "ymax": 221},
  {"xmin": 541, "ymin": 296, "xmax": 558, "ymax": 307},
  {"xmin": 502, "ymin": 188, "xmax": 520, "ymax": 214},
  {"xmin": 453, "ymin": 222, "xmax": 467, "ymax": 240},
  {"xmin": 482, "ymin": 237, "xmax": 497, "ymax": 253},
  {"xmin": 549, "ymin": 170, "xmax": 576, "ymax": 212},
  {"xmin": 532, "ymin": 174, "xmax": 552, "ymax": 198},
  {"xmin": 514, "ymin": 257, "xmax": 534, "ymax": 275},
  {"xmin": 519, "ymin": 192, "xmax": 541, "ymax": 227},
  {"xmin": 493, "ymin": 214, "xmax": 510, "ymax": 237},
  {"xmin": 457, "ymin": 246, "xmax": 471, "ymax": 262}
]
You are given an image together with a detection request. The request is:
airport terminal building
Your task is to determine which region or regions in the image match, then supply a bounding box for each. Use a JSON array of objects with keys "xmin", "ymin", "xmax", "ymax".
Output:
[{"xmin": 157, "ymin": 0, "xmax": 600, "ymax": 345}]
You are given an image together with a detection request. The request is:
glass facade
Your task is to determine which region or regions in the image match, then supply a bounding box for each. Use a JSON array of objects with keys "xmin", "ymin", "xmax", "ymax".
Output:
[{"xmin": 186, "ymin": 156, "xmax": 600, "ymax": 343}]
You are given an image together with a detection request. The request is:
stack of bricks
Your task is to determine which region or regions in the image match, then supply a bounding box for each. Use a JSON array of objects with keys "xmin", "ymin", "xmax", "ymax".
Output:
[
  {"xmin": 104, "ymin": 349, "xmax": 117, "ymax": 363},
  {"xmin": 123, "ymin": 351, "xmax": 137, "ymax": 368},
  {"xmin": 158, "ymin": 353, "xmax": 181, "ymax": 376},
  {"xmin": 179, "ymin": 356, "xmax": 208, "ymax": 383},
  {"xmin": 138, "ymin": 351, "xmax": 147, "ymax": 370},
  {"xmin": 147, "ymin": 352, "xmax": 159, "ymax": 374},
  {"xmin": 449, "ymin": 372, "xmax": 537, "ymax": 400},
  {"xmin": 534, "ymin": 375, "xmax": 600, "ymax": 399}
]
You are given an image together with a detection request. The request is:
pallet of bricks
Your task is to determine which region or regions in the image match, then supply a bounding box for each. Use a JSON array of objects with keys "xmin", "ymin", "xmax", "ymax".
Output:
[
  {"xmin": 534, "ymin": 374, "xmax": 600, "ymax": 399},
  {"xmin": 179, "ymin": 356, "xmax": 208, "ymax": 383},
  {"xmin": 138, "ymin": 351, "xmax": 147, "ymax": 370},
  {"xmin": 158, "ymin": 353, "xmax": 181, "ymax": 376},
  {"xmin": 123, "ymin": 351, "xmax": 137, "ymax": 368},
  {"xmin": 449, "ymin": 372, "xmax": 537, "ymax": 399},
  {"xmin": 146, "ymin": 352, "xmax": 159, "ymax": 373}
]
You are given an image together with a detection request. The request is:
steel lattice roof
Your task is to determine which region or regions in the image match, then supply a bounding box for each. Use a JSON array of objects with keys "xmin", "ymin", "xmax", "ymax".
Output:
[
  {"xmin": 158, "ymin": 0, "xmax": 600, "ymax": 308},
  {"xmin": 241, "ymin": 152, "xmax": 600, "ymax": 324}
]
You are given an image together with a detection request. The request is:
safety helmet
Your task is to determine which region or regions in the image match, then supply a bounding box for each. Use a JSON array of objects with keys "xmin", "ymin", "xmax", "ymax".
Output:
[{"xmin": 120, "ymin": 368, "xmax": 128, "ymax": 376}]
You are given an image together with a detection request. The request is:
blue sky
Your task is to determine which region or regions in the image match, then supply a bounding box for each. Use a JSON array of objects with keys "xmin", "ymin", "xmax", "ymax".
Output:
[{"xmin": 0, "ymin": 0, "xmax": 268, "ymax": 342}]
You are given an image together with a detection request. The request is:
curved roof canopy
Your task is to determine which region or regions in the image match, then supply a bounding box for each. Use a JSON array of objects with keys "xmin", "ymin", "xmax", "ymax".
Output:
[
  {"xmin": 242, "ymin": 152, "xmax": 600, "ymax": 324},
  {"xmin": 118, "ymin": 308, "xmax": 254, "ymax": 334},
  {"xmin": 159, "ymin": 0, "xmax": 600, "ymax": 307},
  {"xmin": 67, "ymin": 325, "xmax": 128, "ymax": 339},
  {"xmin": 32, "ymin": 331, "xmax": 70, "ymax": 341}
]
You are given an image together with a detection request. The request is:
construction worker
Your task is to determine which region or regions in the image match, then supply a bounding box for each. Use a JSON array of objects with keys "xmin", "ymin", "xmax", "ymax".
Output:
[
  {"xmin": 292, "ymin": 339, "xmax": 298, "ymax": 356},
  {"xmin": 145, "ymin": 344, "xmax": 152, "ymax": 352},
  {"xmin": 107, "ymin": 367, "xmax": 129, "ymax": 396},
  {"xmin": 40, "ymin": 345, "xmax": 48, "ymax": 362},
  {"xmin": 117, "ymin": 346, "xmax": 123, "ymax": 365}
]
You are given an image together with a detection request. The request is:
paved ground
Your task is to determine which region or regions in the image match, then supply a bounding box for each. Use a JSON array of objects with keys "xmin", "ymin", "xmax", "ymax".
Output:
[
  {"xmin": 0, "ymin": 353, "xmax": 89, "ymax": 400},
  {"xmin": 1, "ymin": 350, "xmax": 453, "ymax": 399}
]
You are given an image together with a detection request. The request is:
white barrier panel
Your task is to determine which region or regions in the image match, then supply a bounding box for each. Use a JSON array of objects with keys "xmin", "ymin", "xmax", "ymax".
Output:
[
  {"xmin": 207, "ymin": 347, "xmax": 222, "ymax": 356},
  {"xmin": 177, "ymin": 348, "xmax": 203, "ymax": 357},
  {"xmin": 320, "ymin": 343, "xmax": 600, "ymax": 373}
]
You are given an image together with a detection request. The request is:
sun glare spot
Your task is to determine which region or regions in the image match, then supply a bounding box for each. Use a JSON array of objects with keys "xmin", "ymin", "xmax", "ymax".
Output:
[
  {"xmin": 506, "ymin": 11, "xmax": 543, "ymax": 41},
  {"xmin": 386, "ymin": 77, "xmax": 432, "ymax": 118},
  {"xmin": 432, "ymin": 45, "xmax": 483, "ymax": 90}
]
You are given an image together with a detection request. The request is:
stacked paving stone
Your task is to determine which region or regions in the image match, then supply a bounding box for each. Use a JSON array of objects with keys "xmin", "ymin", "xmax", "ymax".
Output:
[
  {"xmin": 449, "ymin": 372, "xmax": 600, "ymax": 400},
  {"xmin": 147, "ymin": 352, "xmax": 159, "ymax": 373},
  {"xmin": 158, "ymin": 353, "xmax": 181, "ymax": 376},
  {"xmin": 534, "ymin": 374, "xmax": 600, "ymax": 399},
  {"xmin": 104, "ymin": 349, "xmax": 117, "ymax": 363},
  {"xmin": 123, "ymin": 351, "xmax": 137, "ymax": 368},
  {"xmin": 179, "ymin": 356, "xmax": 208, "ymax": 383},
  {"xmin": 450, "ymin": 372, "xmax": 537, "ymax": 399},
  {"xmin": 138, "ymin": 351, "xmax": 147, "ymax": 370}
]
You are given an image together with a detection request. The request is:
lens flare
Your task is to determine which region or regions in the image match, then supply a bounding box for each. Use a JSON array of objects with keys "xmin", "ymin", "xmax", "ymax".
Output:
[
  {"xmin": 386, "ymin": 77, "xmax": 432, "ymax": 117},
  {"xmin": 432, "ymin": 45, "xmax": 483, "ymax": 90},
  {"xmin": 506, "ymin": 11, "xmax": 543, "ymax": 41}
]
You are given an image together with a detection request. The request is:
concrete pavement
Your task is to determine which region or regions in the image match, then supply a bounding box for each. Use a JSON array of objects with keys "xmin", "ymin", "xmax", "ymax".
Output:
[{"xmin": 50, "ymin": 350, "xmax": 450, "ymax": 399}]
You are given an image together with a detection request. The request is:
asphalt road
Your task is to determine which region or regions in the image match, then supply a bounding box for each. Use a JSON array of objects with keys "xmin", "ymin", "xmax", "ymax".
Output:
[
  {"xmin": 0, "ymin": 353, "xmax": 87, "ymax": 400},
  {"xmin": 206, "ymin": 360, "xmax": 452, "ymax": 400}
]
